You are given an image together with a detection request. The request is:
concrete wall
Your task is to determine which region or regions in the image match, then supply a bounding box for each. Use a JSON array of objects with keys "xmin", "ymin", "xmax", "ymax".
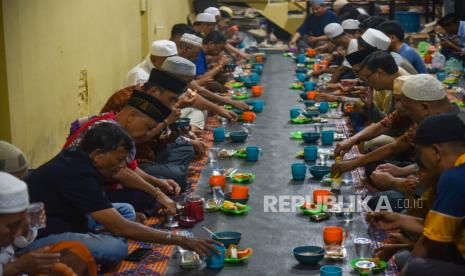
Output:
[{"xmin": 1, "ymin": 0, "xmax": 191, "ymax": 167}]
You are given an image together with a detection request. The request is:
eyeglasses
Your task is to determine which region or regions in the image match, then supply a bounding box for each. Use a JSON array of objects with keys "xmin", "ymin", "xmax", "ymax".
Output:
[{"xmin": 358, "ymin": 69, "xmax": 377, "ymax": 83}]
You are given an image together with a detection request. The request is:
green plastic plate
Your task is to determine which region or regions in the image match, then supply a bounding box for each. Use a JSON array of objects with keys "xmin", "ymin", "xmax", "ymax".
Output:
[
  {"xmin": 291, "ymin": 117, "xmax": 312, "ymax": 124},
  {"xmin": 231, "ymin": 173, "xmax": 256, "ymax": 183},
  {"xmin": 224, "ymin": 104, "xmax": 233, "ymax": 110},
  {"xmin": 299, "ymin": 204, "xmax": 328, "ymax": 215},
  {"xmin": 232, "ymin": 94, "xmax": 249, "ymax": 100},
  {"xmin": 289, "ymin": 83, "xmax": 303, "ymax": 90},
  {"xmin": 220, "ymin": 204, "xmax": 251, "ymax": 215},
  {"xmin": 291, "ymin": 131, "xmax": 303, "ymax": 140},
  {"xmin": 350, "ymin": 258, "xmax": 387, "ymax": 275},
  {"xmin": 224, "ymin": 251, "xmax": 253, "ymax": 263},
  {"xmin": 235, "ymin": 150, "xmax": 247, "ymax": 158},
  {"xmin": 231, "ymin": 82, "xmax": 244, "ymax": 88}
]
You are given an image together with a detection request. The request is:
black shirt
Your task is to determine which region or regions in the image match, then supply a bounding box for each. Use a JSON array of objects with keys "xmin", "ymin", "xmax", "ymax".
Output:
[{"xmin": 26, "ymin": 147, "xmax": 113, "ymax": 238}]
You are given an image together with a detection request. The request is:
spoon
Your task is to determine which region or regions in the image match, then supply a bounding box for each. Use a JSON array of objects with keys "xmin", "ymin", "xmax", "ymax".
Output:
[{"xmin": 202, "ymin": 226, "xmax": 220, "ymax": 239}]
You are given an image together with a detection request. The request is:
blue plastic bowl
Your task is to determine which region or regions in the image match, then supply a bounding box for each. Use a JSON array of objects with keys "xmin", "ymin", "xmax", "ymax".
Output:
[
  {"xmin": 224, "ymin": 192, "xmax": 250, "ymax": 204},
  {"xmin": 309, "ymin": 165, "xmax": 331, "ymax": 179},
  {"xmin": 302, "ymin": 132, "xmax": 320, "ymax": 143},
  {"xmin": 212, "ymin": 231, "xmax": 242, "ymax": 247},
  {"xmin": 229, "ymin": 131, "xmax": 248, "ymax": 142},
  {"xmin": 304, "ymin": 110, "xmax": 320, "ymax": 118},
  {"xmin": 293, "ymin": 246, "xmax": 325, "ymax": 265},
  {"xmin": 303, "ymin": 100, "xmax": 316, "ymax": 107},
  {"xmin": 244, "ymin": 81, "xmax": 257, "ymax": 88}
]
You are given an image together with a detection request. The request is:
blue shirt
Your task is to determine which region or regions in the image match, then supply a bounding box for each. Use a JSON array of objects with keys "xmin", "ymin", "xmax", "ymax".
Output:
[
  {"xmin": 195, "ymin": 50, "xmax": 207, "ymax": 76},
  {"xmin": 399, "ymin": 43, "xmax": 427, "ymax": 73},
  {"xmin": 297, "ymin": 10, "xmax": 339, "ymax": 37}
]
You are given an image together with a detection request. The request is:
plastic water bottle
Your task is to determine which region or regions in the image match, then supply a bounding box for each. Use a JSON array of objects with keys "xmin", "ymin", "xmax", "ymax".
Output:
[
  {"xmin": 212, "ymin": 186, "xmax": 225, "ymax": 205},
  {"xmin": 432, "ymin": 52, "xmax": 446, "ymax": 71}
]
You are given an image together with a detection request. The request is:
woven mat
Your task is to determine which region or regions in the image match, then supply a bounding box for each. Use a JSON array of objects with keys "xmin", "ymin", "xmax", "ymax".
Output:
[
  {"xmin": 105, "ymin": 117, "xmax": 220, "ymax": 276},
  {"xmin": 343, "ymin": 117, "xmax": 399, "ymax": 276}
]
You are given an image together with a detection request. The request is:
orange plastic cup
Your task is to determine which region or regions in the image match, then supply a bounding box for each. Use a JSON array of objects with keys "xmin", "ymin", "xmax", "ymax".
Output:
[
  {"xmin": 231, "ymin": 185, "xmax": 249, "ymax": 199},
  {"xmin": 242, "ymin": 111, "xmax": 256, "ymax": 123},
  {"xmin": 252, "ymin": 89, "xmax": 263, "ymax": 97},
  {"xmin": 210, "ymin": 175, "xmax": 226, "ymax": 191},
  {"xmin": 306, "ymin": 48, "xmax": 316, "ymax": 56},
  {"xmin": 321, "ymin": 59, "xmax": 330, "ymax": 66},
  {"xmin": 255, "ymin": 54, "xmax": 265, "ymax": 63},
  {"xmin": 323, "ymin": 226, "xmax": 349, "ymax": 245},
  {"xmin": 307, "ymin": 91, "xmax": 317, "ymax": 100},
  {"xmin": 252, "ymin": 85, "xmax": 263, "ymax": 94},
  {"xmin": 312, "ymin": 63, "xmax": 321, "ymax": 71},
  {"xmin": 313, "ymin": 189, "xmax": 332, "ymax": 204}
]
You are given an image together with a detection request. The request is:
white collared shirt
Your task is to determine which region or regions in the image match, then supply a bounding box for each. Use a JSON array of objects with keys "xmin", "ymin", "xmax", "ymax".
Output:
[{"xmin": 126, "ymin": 56, "xmax": 155, "ymax": 86}]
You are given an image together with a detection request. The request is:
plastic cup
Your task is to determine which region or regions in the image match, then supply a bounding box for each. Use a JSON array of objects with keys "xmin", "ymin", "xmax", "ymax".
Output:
[
  {"xmin": 231, "ymin": 185, "xmax": 249, "ymax": 199},
  {"xmin": 206, "ymin": 244, "xmax": 225, "ymax": 269},
  {"xmin": 242, "ymin": 111, "xmax": 256, "ymax": 123},
  {"xmin": 290, "ymin": 108, "xmax": 301, "ymax": 119},
  {"xmin": 291, "ymin": 163, "xmax": 307, "ymax": 180},
  {"xmin": 213, "ymin": 128, "xmax": 226, "ymax": 142},
  {"xmin": 321, "ymin": 130, "xmax": 335, "ymax": 145},
  {"xmin": 246, "ymin": 146, "xmax": 262, "ymax": 162},
  {"xmin": 304, "ymin": 146, "xmax": 318, "ymax": 162},
  {"xmin": 320, "ymin": 265, "xmax": 342, "ymax": 276}
]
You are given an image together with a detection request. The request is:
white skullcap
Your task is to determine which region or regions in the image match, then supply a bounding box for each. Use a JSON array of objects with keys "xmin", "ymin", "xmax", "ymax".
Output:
[
  {"xmin": 0, "ymin": 140, "xmax": 28, "ymax": 174},
  {"xmin": 220, "ymin": 6, "xmax": 233, "ymax": 17},
  {"xmin": 204, "ymin": 7, "xmax": 221, "ymax": 16},
  {"xmin": 161, "ymin": 56, "xmax": 196, "ymax": 78},
  {"xmin": 312, "ymin": 0, "xmax": 325, "ymax": 6},
  {"xmin": 361, "ymin": 28, "xmax": 391, "ymax": 50},
  {"xmin": 401, "ymin": 74, "xmax": 446, "ymax": 101},
  {"xmin": 0, "ymin": 172, "xmax": 29, "ymax": 214},
  {"xmin": 195, "ymin": 13, "xmax": 216, "ymax": 23},
  {"xmin": 333, "ymin": 0, "xmax": 349, "ymax": 12},
  {"xmin": 180, "ymin": 33, "xmax": 203, "ymax": 47},
  {"xmin": 342, "ymin": 19, "xmax": 360, "ymax": 30},
  {"xmin": 324, "ymin": 23, "xmax": 344, "ymax": 39},
  {"xmin": 151, "ymin": 40, "xmax": 178, "ymax": 57}
]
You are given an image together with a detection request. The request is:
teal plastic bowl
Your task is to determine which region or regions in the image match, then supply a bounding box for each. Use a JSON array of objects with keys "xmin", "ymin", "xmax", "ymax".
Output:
[
  {"xmin": 293, "ymin": 246, "xmax": 325, "ymax": 265},
  {"xmin": 304, "ymin": 110, "xmax": 320, "ymax": 118},
  {"xmin": 303, "ymin": 100, "xmax": 316, "ymax": 107},
  {"xmin": 212, "ymin": 231, "xmax": 242, "ymax": 247},
  {"xmin": 309, "ymin": 165, "xmax": 331, "ymax": 179},
  {"xmin": 244, "ymin": 81, "xmax": 257, "ymax": 88},
  {"xmin": 300, "ymin": 92, "xmax": 309, "ymax": 101},
  {"xmin": 302, "ymin": 132, "xmax": 320, "ymax": 143},
  {"xmin": 229, "ymin": 131, "xmax": 248, "ymax": 142}
]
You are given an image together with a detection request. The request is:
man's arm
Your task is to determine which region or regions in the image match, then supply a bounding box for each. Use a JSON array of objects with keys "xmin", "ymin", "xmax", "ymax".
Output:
[
  {"xmin": 333, "ymin": 138, "xmax": 412, "ymax": 175},
  {"xmin": 328, "ymin": 66, "xmax": 349, "ymax": 83},
  {"xmin": 91, "ymin": 208, "xmax": 220, "ymax": 256},
  {"xmin": 334, "ymin": 121, "xmax": 390, "ymax": 156},
  {"xmin": 113, "ymin": 168, "xmax": 177, "ymax": 214},
  {"xmin": 225, "ymin": 43, "xmax": 250, "ymax": 60},
  {"xmin": 190, "ymin": 81, "xmax": 249, "ymax": 110}
]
